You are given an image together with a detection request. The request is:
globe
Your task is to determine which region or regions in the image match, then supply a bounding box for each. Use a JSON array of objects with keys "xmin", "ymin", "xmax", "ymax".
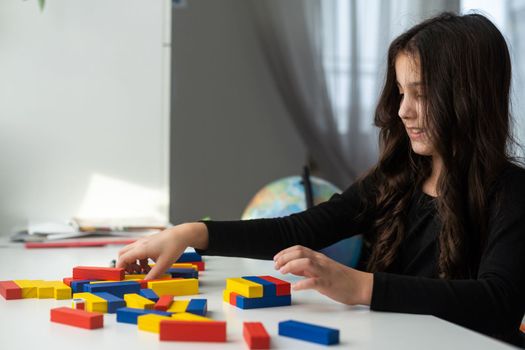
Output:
[{"xmin": 242, "ymin": 176, "xmax": 362, "ymax": 267}]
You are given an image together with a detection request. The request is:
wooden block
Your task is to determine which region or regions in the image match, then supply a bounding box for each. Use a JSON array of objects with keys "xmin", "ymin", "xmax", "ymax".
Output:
[
  {"xmin": 73, "ymin": 266, "xmax": 124, "ymax": 281},
  {"xmin": 150, "ymin": 263, "xmax": 196, "ymax": 270},
  {"xmin": 278, "ymin": 320, "xmax": 339, "ymax": 345},
  {"xmin": 167, "ymin": 300, "xmax": 189, "ymax": 313},
  {"xmin": 0, "ymin": 281, "xmax": 22, "ymax": 300},
  {"xmin": 159, "ymin": 320, "xmax": 226, "ymax": 342},
  {"xmin": 186, "ymin": 261, "xmax": 205, "ymax": 271},
  {"xmin": 171, "ymin": 312, "xmax": 212, "ymax": 322},
  {"xmin": 139, "ymin": 288, "xmax": 159, "ymax": 302},
  {"xmin": 47, "ymin": 281, "xmax": 72, "ymax": 300},
  {"xmin": 235, "ymin": 294, "xmax": 291, "ymax": 309},
  {"xmin": 62, "ymin": 277, "xmax": 74, "ymax": 286},
  {"xmin": 124, "ymin": 293, "xmax": 155, "ymax": 309},
  {"xmin": 242, "ymin": 276, "xmax": 276, "ymax": 296},
  {"xmin": 147, "ymin": 279, "xmax": 198, "ymax": 296},
  {"xmin": 36, "ymin": 282, "xmax": 55, "ymax": 299},
  {"xmin": 124, "ymin": 274, "xmax": 171, "ymax": 280},
  {"xmin": 137, "ymin": 314, "xmax": 171, "ymax": 333},
  {"xmin": 72, "ymin": 298, "xmax": 85, "ymax": 310},
  {"xmin": 222, "ymin": 290, "xmax": 239, "ymax": 306},
  {"xmin": 186, "ymin": 299, "xmax": 207, "ymax": 316},
  {"xmin": 176, "ymin": 252, "xmax": 202, "ymax": 262},
  {"xmin": 226, "ymin": 278, "xmax": 263, "ymax": 298},
  {"xmin": 83, "ymin": 281, "xmax": 140, "ymax": 298},
  {"xmin": 92, "ymin": 292, "xmax": 126, "ymax": 313},
  {"xmin": 243, "ymin": 322, "xmax": 270, "ymax": 349},
  {"xmin": 116, "ymin": 307, "xmax": 172, "ymax": 324},
  {"xmin": 154, "ymin": 295, "xmax": 174, "ymax": 311},
  {"xmin": 73, "ymin": 292, "xmax": 108, "ymax": 313},
  {"xmin": 258, "ymin": 276, "xmax": 291, "ymax": 296},
  {"xmin": 50, "ymin": 307, "xmax": 103, "ymax": 329},
  {"xmin": 13, "ymin": 280, "xmax": 44, "ymax": 298},
  {"xmin": 70, "ymin": 279, "xmax": 98, "ymax": 293},
  {"xmin": 167, "ymin": 268, "xmax": 199, "ymax": 279},
  {"xmin": 137, "ymin": 275, "xmax": 174, "ymax": 289}
]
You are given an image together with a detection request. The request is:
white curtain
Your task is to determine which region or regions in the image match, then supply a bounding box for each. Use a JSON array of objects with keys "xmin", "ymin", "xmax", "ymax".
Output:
[{"xmin": 250, "ymin": 0, "xmax": 459, "ymax": 188}]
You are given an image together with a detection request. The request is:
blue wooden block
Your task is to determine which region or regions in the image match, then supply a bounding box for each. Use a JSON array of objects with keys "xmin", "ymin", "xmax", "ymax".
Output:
[
  {"xmin": 186, "ymin": 299, "xmax": 207, "ymax": 316},
  {"xmin": 176, "ymin": 251, "xmax": 202, "ymax": 262},
  {"xmin": 116, "ymin": 307, "xmax": 172, "ymax": 324},
  {"xmin": 167, "ymin": 268, "xmax": 198, "ymax": 279},
  {"xmin": 139, "ymin": 288, "xmax": 159, "ymax": 302},
  {"xmin": 242, "ymin": 276, "xmax": 277, "ymax": 296},
  {"xmin": 235, "ymin": 294, "xmax": 291, "ymax": 309},
  {"xmin": 83, "ymin": 281, "xmax": 140, "ymax": 298},
  {"xmin": 278, "ymin": 320, "xmax": 339, "ymax": 345},
  {"xmin": 92, "ymin": 292, "xmax": 126, "ymax": 313},
  {"xmin": 70, "ymin": 280, "xmax": 97, "ymax": 293}
]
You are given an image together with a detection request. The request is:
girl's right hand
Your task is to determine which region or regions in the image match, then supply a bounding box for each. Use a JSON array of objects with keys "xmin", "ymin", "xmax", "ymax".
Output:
[{"xmin": 116, "ymin": 222, "xmax": 208, "ymax": 279}]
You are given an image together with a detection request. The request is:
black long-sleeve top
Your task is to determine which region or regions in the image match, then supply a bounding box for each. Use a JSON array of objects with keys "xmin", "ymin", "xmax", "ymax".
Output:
[{"xmin": 197, "ymin": 163, "xmax": 525, "ymax": 346}]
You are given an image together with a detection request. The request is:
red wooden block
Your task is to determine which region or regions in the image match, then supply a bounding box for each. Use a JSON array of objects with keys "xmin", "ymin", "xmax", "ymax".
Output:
[
  {"xmin": 243, "ymin": 322, "xmax": 270, "ymax": 349},
  {"xmin": 50, "ymin": 307, "xmax": 103, "ymax": 329},
  {"xmin": 159, "ymin": 320, "xmax": 226, "ymax": 342},
  {"xmin": 154, "ymin": 295, "xmax": 174, "ymax": 311},
  {"xmin": 73, "ymin": 266, "xmax": 124, "ymax": 281},
  {"xmin": 0, "ymin": 281, "xmax": 22, "ymax": 300},
  {"xmin": 187, "ymin": 261, "xmax": 205, "ymax": 271},
  {"xmin": 229, "ymin": 291, "xmax": 239, "ymax": 306},
  {"xmin": 258, "ymin": 276, "xmax": 291, "ymax": 296},
  {"xmin": 62, "ymin": 277, "xmax": 74, "ymax": 286}
]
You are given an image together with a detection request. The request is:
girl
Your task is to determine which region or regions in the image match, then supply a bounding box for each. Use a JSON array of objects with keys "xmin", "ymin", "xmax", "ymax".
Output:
[{"xmin": 117, "ymin": 12, "xmax": 525, "ymax": 345}]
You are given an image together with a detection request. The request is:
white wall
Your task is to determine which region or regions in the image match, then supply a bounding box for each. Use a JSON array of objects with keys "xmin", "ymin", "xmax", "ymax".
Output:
[
  {"xmin": 0, "ymin": 0, "xmax": 171, "ymax": 234},
  {"xmin": 170, "ymin": 0, "xmax": 307, "ymax": 223}
]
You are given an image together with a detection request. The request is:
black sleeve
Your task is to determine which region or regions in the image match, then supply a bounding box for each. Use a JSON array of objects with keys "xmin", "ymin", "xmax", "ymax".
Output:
[
  {"xmin": 371, "ymin": 166, "xmax": 525, "ymax": 341},
  {"xmin": 196, "ymin": 176, "xmax": 375, "ymax": 260}
]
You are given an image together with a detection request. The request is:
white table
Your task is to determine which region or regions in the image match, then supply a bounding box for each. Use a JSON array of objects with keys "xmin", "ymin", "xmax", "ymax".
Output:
[{"xmin": 0, "ymin": 244, "xmax": 518, "ymax": 349}]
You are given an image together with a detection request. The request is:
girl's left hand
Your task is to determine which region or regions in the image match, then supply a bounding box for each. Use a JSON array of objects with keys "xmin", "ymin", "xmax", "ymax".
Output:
[{"xmin": 273, "ymin": 245, "xmax": 373, "ymax": 305}]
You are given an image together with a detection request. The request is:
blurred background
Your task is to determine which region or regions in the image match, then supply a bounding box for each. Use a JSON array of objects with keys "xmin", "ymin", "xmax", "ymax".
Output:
[{"xmin": 0, "ymin": 0, "xmax": 523, "ymax": 236}]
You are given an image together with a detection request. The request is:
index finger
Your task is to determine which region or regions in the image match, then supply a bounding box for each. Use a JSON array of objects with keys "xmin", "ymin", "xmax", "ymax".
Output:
[{"xmin": 145, "ymin": 254, "xmax": 174, "ymax": 280}]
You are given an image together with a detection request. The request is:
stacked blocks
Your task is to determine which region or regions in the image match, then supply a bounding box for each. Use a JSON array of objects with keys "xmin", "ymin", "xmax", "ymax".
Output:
[
  {"xmin": 223, "ymin": 275, "xmax": 291, "ymax": 309},
  {"xmin": 278, "ymin": 320, "xmax": 340, "ymax": 345},
  {"xmin": 175, "ymin": 251, "xmax": 205, "ymax": 271}
]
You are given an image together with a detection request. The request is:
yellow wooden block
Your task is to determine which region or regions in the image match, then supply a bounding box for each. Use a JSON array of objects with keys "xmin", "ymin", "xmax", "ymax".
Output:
[
  {"xmin": 225, "ymin": 278, "xmax": 263, "ymax": 298},
  {"xmin": 36, "ymin": 282, "xmax": 54, "ymax": 299},
  {"xmin": 13, "ymin": 280, "xmax": 44, "ymax": 299},
  {"xmin": 47, "ymin": 281, "xmax": 72, "ymax": 300},
  {"xmin": 137, "ymin": 314, "xmax": 171, "ymax": 333},
  {"xmin": 166, "ymin": 300, "xmax": 189, "ymax": 313},
  {"xmin": 124, "ymin": 274, "xmax": 171, "ymax": 280},
  {"xmin": 222, "ymin": 289, "xmax": 231, "ymax": 303},
  {"xmin": 149, "ymin": 263, "xmax": 198, "ymax": 271},
  {"xmin": 73, "ymin": 292, "xmax": 107, "ymax": 313},
  {"xmin": 124, "ymin": 293, "xmax": 155, "ymax": 309},
  {"xmin": 147, "ymin": 279, "xmax": 198, "ymax": 296},
  {"xmin": 89, "ymin": 280, "xmax": 118, "ymax": 284},
  {"xmin": 171, "ymin": 312, "xmax": 212, "ymax": 322}
]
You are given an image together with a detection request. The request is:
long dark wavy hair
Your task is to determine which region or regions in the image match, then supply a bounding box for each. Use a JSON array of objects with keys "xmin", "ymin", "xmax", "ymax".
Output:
[{"xmin": 361, "ymin": 12, "xmax": 516, "ymax": 279}]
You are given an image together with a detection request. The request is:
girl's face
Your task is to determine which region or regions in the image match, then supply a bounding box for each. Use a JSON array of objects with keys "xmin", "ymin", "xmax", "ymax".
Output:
[{"xmin": 395, "ymin": 52, "xmax": 436, "ymax": 157}]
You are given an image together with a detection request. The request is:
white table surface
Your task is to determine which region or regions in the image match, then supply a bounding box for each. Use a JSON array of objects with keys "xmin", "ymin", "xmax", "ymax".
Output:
[{"xmin": 0, "ymin": 243, "xmax": 518, "ymax": 350}]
